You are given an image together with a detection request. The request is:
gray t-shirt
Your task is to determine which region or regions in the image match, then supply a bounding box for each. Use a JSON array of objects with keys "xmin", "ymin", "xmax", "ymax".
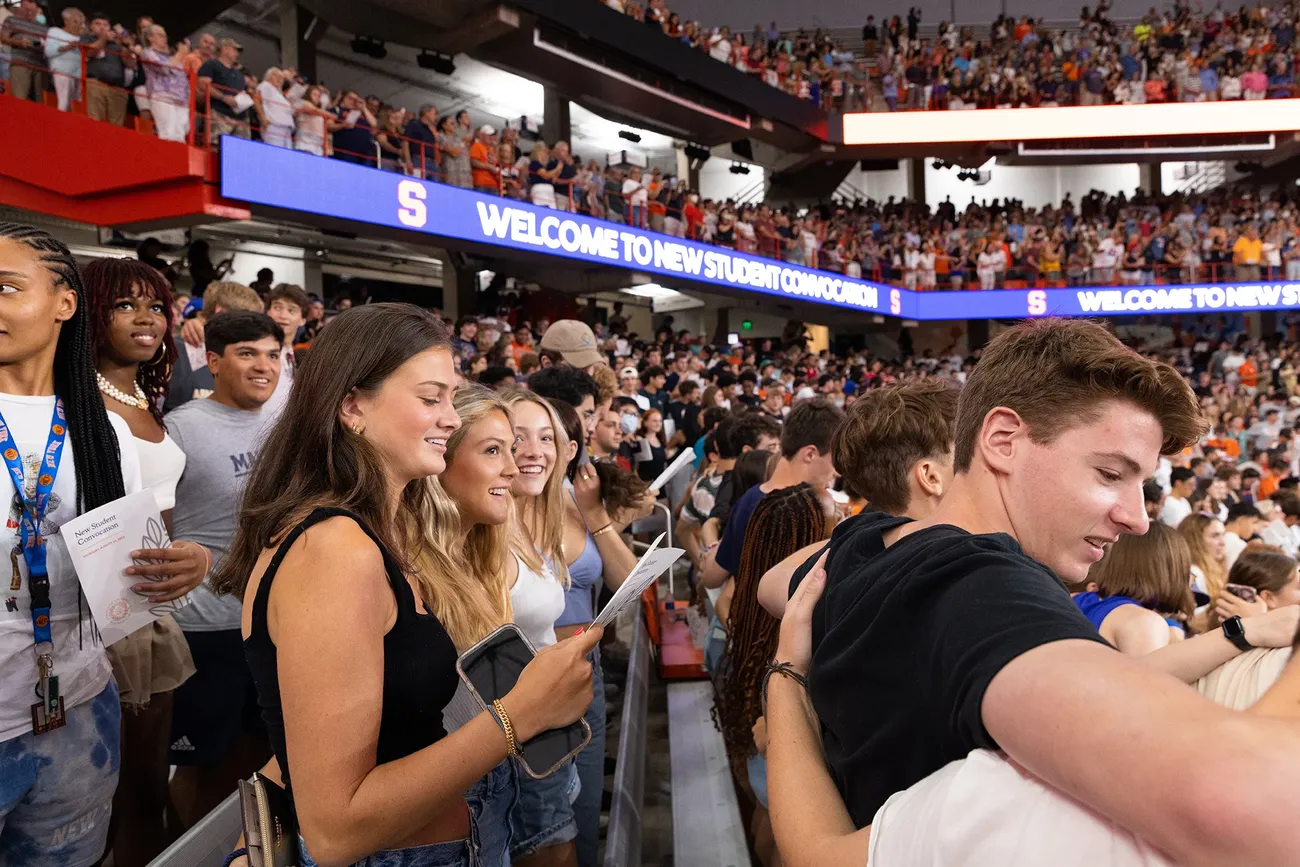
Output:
[
  {"xmin": 166, "ymin": 398, "xmax": 268, "ymax": 632},
  {"xmin": 2, "ymin": 15, "xmax": 47, "ymax": 67}
]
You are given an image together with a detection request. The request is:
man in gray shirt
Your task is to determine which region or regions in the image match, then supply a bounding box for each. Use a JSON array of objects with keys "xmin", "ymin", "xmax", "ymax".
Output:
[
  {"xmin": 2, "ymin": 0, "xmax": 48, "ymax": 102},
  {"xmin": 165, "ymin": 310, "xmax": 283, "ymax": 826}
]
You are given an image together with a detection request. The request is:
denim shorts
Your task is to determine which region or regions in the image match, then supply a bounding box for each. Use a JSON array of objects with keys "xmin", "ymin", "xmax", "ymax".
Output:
[
  {"xmin": 0, "ymin": 679, "xmax": 120, "ymax": 867},
  {"xmin": 508, "ymin": 758, "xmax": 580, "ymax": 858},
  {"xmin": 298, "ymin": 761, "xmax": 516, "ymax": 867}
]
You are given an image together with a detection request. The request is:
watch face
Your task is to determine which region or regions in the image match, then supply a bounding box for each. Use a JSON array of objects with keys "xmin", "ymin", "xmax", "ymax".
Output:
[{"xmin": 1224, "ymin": 616, "xmax": 1245, "ymax": 638}]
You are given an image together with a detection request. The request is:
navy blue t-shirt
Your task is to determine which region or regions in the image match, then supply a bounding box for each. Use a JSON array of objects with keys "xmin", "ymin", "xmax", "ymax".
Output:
[
  {"xmin": 715, "ymin": 483, "xmax": 768, "ymax": 575},
  {"xmin": 332, "ymin": 107, "xmax": 374, "ymax": 160}
]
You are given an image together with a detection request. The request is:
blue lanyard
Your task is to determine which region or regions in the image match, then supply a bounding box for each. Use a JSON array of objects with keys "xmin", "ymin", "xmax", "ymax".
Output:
[{"xmin": 0, "ymin": 399, "xmax": 67, "ymax": 649}]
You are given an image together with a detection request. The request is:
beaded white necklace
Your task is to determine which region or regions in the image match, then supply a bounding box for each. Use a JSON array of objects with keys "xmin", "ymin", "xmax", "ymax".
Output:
[{"xmin": 96, "ymin": 371, "xmax": 148, "ymax": 410}]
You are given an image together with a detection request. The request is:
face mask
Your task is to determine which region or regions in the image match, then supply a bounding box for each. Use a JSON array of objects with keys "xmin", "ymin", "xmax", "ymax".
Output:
[
  {"xmin": 36, "ymin": 13, "xmax": 45, "ymax": 23},
  {"xmin": 720, "ymin": 399, "xmax": 732, "ymax": 410},
  {"xmin": 620, "ymin": 415, "xmax": 639, "ymax": 434}
]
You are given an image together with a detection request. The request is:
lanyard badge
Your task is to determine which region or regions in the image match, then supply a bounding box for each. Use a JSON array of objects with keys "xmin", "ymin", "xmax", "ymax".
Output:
[{"xmin": 0, "ymin": 400, "xmax": 68, "ymax": 734}]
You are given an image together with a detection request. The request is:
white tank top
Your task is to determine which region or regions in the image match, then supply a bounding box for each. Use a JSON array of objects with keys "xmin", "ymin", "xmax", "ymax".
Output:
[
  {"xmin": 109, "ymin": 412, "xmax": 187, "ymax": 511},
  {"xmin": 510, "ymin": 552, "xmax": 565, "ymax": 650}
]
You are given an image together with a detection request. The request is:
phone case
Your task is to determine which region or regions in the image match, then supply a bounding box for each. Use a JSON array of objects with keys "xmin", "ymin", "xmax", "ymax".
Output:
[
  {"xmin": 1224, "ymin": 583, "xmax": 1259, "ymax": 603},
  {"xmin": 237, "ymin": 773, "xmax": 298, "ymax": 867},
  {"xmin": 456, "ymin": 624, "xmax": 592, "ymax": 780}
]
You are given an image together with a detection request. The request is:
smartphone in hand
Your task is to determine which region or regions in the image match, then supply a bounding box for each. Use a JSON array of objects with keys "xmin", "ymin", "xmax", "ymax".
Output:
[{"xmin": 1224, "ymin": 583, "xmax": 1259, "ymax": 604}]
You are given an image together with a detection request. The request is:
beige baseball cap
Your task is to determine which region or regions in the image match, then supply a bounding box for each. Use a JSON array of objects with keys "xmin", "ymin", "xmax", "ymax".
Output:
[{"xmin": 538, "ymin": 320, "xmax": 602, "ymax": 369}]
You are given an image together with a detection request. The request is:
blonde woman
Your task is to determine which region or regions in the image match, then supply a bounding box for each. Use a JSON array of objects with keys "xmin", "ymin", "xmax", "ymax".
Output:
[
  {"xmin": 503, "ymin": 390, "xmax": 582, "ymax": 866},
  {"xmin": 1179, "ymin": 512, "xmax": 1230, "ymax": 630},
  {"xmin": 212, "ymin": 305, "xmax": 601, "ymax": 867}
]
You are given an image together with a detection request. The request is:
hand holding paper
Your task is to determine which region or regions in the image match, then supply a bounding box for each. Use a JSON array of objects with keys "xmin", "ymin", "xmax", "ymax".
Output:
[
  {"xmin": 59, "ymin": 490, "xmax": 190, "ymax": 646},
  {"xmin": 591, "ymin": 532, "xmax": 685, "ymax": 630},
  {"xmin": 648, "ymin": 446, "xmax": 696, "ymax": 494}
]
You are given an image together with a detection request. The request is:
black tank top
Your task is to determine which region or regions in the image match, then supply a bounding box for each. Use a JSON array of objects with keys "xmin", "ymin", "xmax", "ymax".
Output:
[{"xmin": 244, "ymin": 507, "xmax": 460, "ymax": 793}]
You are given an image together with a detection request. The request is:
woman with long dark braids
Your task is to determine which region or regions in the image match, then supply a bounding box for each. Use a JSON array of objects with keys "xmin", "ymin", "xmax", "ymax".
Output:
[
  {"xmin": 716, "ymin": 483, "xmax": 828, "ymax": 867},
  {"xmin": 82, "ymin": 257, "xmax": 210, "ymax": 866},
  {"xmin": 0, "ymin": 223, "xmax": 144, "ymax": 867}
]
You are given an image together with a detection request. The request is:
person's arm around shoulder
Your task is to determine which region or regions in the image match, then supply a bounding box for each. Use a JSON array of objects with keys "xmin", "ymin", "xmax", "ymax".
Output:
[
  {"xmin": 767, "ymin": 552, "xmax": 871, "ymax": 867},
  {"xmin": 266, "ymin": 516, "xmax": 602, "ymax": 866},
  {"xmin": 981, "ymin": 626, "xmax": 1300, "ymax": 865},
  {"xmin": 759, "ymin": 541, "xmax": 827, "ymax": 618}
]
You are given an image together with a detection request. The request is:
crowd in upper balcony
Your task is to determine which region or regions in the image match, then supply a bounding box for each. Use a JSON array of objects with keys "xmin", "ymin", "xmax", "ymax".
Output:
[
  {"xmin": 861, "ymin": 0, "xmax": 1300, "ymax": 111},
  {"xmin": 6, "ymin": 0, "xmax": 1300, "ymax": 292},
  {"xmin": 598, "ymin": 0, "xmax": 860, "ymax": 107},
  {"xmin": 595, "ymin": 0, "xmax": 1300, "ymax": 111}
]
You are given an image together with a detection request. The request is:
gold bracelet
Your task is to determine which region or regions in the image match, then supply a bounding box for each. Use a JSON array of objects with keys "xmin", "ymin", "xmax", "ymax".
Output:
[
  {"xmin": 492, "ymin": 699, "xmax": 520, "ymax": 757},
  {"xmin": 591, "ymin": 523, "xmax": 614, "ymax": 538}
]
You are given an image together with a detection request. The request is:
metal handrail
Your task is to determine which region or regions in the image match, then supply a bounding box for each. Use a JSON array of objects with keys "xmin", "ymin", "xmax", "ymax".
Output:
[
  {"xmin": 145, "ymin": 790, "xmax": 241, "ymax": 867},
  {"xmin": 602, "ymin": 605, "xmax": 651, "ymax": 867}
]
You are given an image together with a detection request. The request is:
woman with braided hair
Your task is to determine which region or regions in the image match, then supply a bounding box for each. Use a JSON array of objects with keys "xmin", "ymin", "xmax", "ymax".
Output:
[
  {"xmin": 82, "ymin": 256, "xmax": 210, "ymax": 866},
  {"xmin": 0, "ymin": 223, "xmax": 145, "ymax": 867},
  {"xmin": 716, "ymin": 482, "xmax": 829, "ymax": 866}
]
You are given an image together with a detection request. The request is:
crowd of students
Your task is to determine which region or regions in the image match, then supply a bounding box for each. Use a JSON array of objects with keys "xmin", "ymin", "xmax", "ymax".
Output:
[
  {"xmin": 639, "ymin": 184, "xmax": 1300, "ymax": 289},
  {"xmin": 862, "ymin": 1, "xmax": 1300, "ymax": 112},
  {"xmin": 5, "ymin": 210, "xmax": 1300, "ymax": 867},
  {"xmin": 594, "ymin": 0, "xmax": 1300, "ymax": 113}
]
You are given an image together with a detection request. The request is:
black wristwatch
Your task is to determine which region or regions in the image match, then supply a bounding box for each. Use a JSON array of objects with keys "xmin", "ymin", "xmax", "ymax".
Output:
[{"xmin": 1221, "ymin": 615, "xmax": 1252, "ymax": 652}]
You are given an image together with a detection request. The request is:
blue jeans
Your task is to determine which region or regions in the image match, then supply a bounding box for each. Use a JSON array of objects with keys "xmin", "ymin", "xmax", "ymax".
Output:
[
  {"xmin": 508, "ymin": 759, "xmax": 579, "ymax": 858},
  {"xmin": 298, "ymin": 761, "xmax": 515, "ymax": 867},
  {"xmin": 0, "ymin": 679, "xmax": 120, "ymax": 867},
  {"xmin": 572, "ymin": 648, "xmax": 605, "ymax": 867}
]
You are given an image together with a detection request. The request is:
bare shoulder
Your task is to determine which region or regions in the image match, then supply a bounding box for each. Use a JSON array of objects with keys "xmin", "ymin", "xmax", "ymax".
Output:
[{"xmin": 267, "ymin": 516, "xmax": 392, "ymax": 613}]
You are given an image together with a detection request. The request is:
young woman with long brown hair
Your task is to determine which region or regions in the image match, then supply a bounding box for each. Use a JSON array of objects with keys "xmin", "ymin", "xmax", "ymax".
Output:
[{"xmin": 211, "ymin": 304, "xmax": 601, "ymax": 867}]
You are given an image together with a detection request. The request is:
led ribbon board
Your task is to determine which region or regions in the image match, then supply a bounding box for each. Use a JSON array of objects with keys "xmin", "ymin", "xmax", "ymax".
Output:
[
  {"xmin": 219, "ymin": 138, "xmax": 892, "ymax": 316},
  {"xmin": 220, "ymin": 139, "xmax": 1300, "ymax": 321}
]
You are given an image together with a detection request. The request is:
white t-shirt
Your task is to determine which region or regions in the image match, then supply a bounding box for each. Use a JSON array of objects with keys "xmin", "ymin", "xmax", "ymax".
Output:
[
  {"xmin": 869, "ymin": 749, "xmax": 1172, "ymax": 867},
  {"xmin": 0, "ymin": 396, "xmax": 143, "ymax": 742},
  {"xmin": 1224, "ymin": 531, "xmax": 1248, "ymax": 568},
  {"xmin": 257, "ymin": 80, "xmax": 296, "ymax": 129},
  {"xmin": 622, "ymin": 177, "xmax": 647, "ymax": 206},
  {"xmin": 1094, "ymin": 237, "xmax": 1120, "ymax": 269},
  {"xmin": 709, "ymin": 36, "xmax": 732, "ymax": 62},
  {"xmin": 1158, "ymin": 494, "xmax": 1192, "ymax": 528}
]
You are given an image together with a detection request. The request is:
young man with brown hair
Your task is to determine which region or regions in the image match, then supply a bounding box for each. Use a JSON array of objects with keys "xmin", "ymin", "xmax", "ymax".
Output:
[
  {"xmin": 759, "ymin": 378, "xmax": 959, "ymax": 614},
  {"xmin": 769, "ymin": 318, "xmax": 1300, "ymax": 865},
  {"xmin": 165, "ymin": 281, "xmax": 263, "ymax": 412}
]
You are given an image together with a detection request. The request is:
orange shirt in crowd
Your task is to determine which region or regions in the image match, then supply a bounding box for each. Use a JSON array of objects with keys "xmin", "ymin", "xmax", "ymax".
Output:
[
  {"xmin": 470, "ymin": 140, "xmax": 497, "ymax": 189},
  {"xmin": 1239, "ymin": 358, "xmax": 1258, "ymax": 389},
  {"xmin": 1259, "ymin": 471, "xmax": 1280, "ymax": 501},
  {"xmin": 1205, "ymin": 437, "xmax": 1241, "ymax": 459}
]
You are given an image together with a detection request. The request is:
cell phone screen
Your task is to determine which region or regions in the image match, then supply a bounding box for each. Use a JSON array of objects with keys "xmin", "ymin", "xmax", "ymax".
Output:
[{"xmin": 458, "ymin": 625, "xmax": 590, "ymax": 779}]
